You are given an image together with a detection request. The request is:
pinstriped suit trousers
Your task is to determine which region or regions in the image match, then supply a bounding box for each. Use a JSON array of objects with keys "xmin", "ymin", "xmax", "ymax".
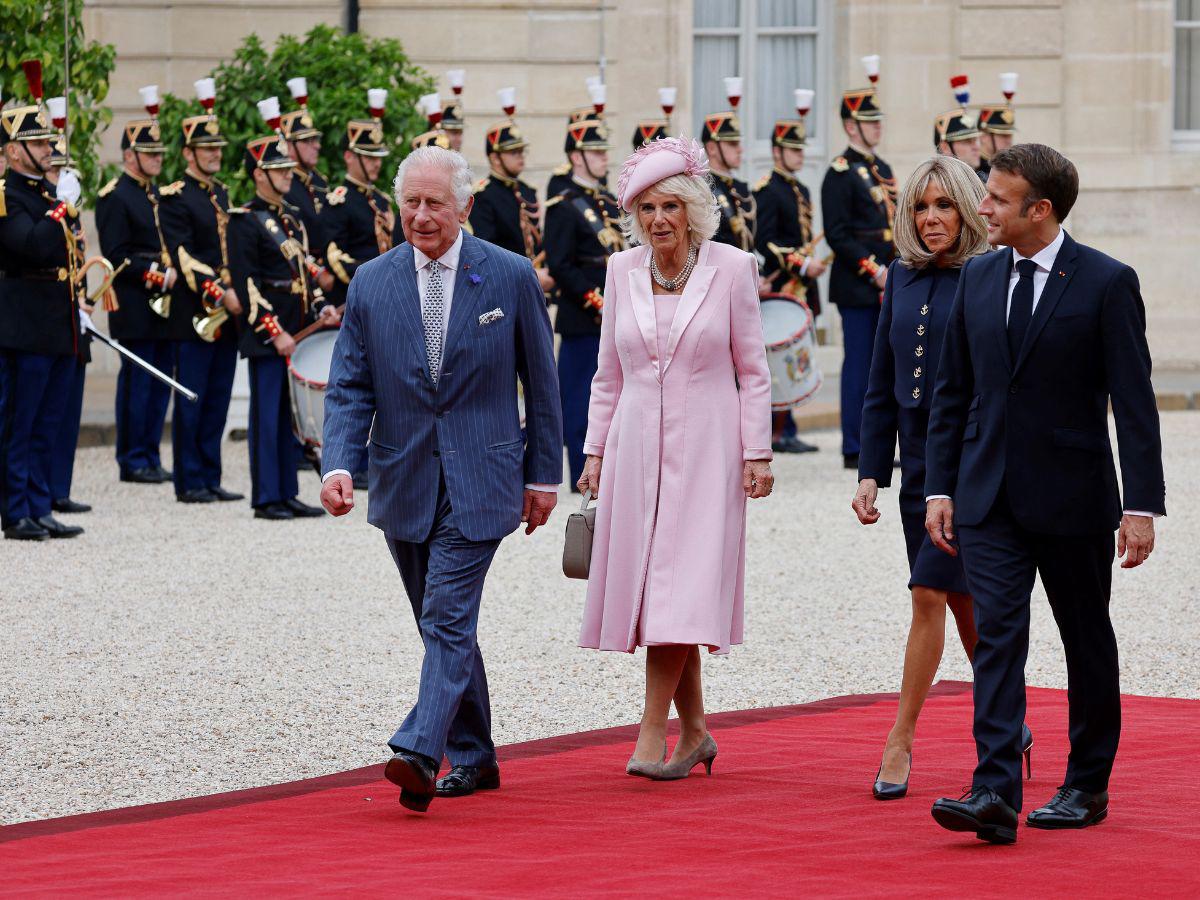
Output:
[{"xmin": 386, "ymin": 473, "xmax": 501, "ymax": 767}]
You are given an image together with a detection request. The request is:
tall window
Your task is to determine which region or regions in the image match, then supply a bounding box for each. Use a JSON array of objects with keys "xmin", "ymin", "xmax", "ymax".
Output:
[
  {"xmin": 693, "ymin": 1, "xmax": 823, "ymax": 157},
  {"xmin": 1177, "ymin": 0, "xmax": 1200, "ymax": 133}
]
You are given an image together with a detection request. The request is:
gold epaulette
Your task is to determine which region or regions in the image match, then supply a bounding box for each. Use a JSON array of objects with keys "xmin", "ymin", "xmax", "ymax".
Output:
[
  {"xmin": 326, "ymin": 186, "xmax": 348, "ymax": 206},
  {"xmin": 227, "ymin": 206, "xmax": 248, "ymax": 215},
  {"xmin": 754, "ymin": 174, "xmax": 771, "ymax": 192},
  {"xmin": 544, "ymin": 195, "xmax": 565, "ymax": 209},
  {"xmin": 551, "ymin": 162, "xmax": 571, "ymax": 176},
  {"xmin": 473, "ymin": 178, "xmax": 490, "ymax": 194},
  {"xmin": 830, "ymin": 157, "xmax": 849, "ymax": 173},
  {"xmin": 98, "ymin": 176, "xmax": 119, "ymax": 198},
  {"xmin": 159, "ymin": 180, "xmax": 184, "ymax": 197}
]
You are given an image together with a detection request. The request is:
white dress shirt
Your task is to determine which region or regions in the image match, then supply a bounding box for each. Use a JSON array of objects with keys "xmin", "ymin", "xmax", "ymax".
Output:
[
  {"xmin": 926, "ymin": 228, "xmax": 1155, "ymax": 518},
  {"xmin": 324, "ymin": 229, "xmax": 555, "ymax": 493}
]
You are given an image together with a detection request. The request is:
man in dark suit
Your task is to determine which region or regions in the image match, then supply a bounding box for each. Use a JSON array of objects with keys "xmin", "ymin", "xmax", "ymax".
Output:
[
  {"xmin": 924, "ymin": 144, "xmax": 1165, "ymax": 844},
  {"xmin": 320, "ymin": 146, "xmax": 562, "ymax": 813}
]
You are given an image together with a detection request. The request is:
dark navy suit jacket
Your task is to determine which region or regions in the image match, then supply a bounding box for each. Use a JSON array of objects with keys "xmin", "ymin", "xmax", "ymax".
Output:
[
  {"xmin": 925, "ymin": 232, "xmax": 1166, "ymax": 534},
  {"xmin": 859, "ymin": 260, "xmax": 960, "ymax": 485},
  {"xmin": 322, "ymin": 231, "xmax": 563, "ymax": 542}
]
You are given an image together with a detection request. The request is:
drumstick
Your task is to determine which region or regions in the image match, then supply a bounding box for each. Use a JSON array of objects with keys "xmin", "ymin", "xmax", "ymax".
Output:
[{"xmin": 292, "ymin": 304, "xmax": 345, "ymax": 343}]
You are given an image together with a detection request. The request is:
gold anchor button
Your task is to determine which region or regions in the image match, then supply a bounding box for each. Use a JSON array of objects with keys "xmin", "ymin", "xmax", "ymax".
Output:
[
  {"xmin": 920, "ymin": 304, "xmax": 930, "ymax": 316},
  {"xmin": 917, "ymin": 324, "xmax": 926, "ymax": 336},
  {"xmin": 914, "ymin": 366, "xmax": 923, "ymax": 378},
  {"xmin": 915, "ymin": 345, "xmax": 925, "ymax": 357},
  {"xmin": 912, "ymin": 386, "xmax": 921, "ymax": 399}
]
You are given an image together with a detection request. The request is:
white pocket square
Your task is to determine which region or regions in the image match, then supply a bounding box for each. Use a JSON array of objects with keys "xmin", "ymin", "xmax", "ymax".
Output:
[{"xmin": 479, "ymin": 308, "xmax": 505, "ymax": 326}]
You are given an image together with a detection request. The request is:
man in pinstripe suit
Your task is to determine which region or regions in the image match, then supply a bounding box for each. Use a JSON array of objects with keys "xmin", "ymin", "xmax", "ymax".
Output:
[{"xmin": 320, "ymin": 147, "xmax": 563, "ymax": 813}]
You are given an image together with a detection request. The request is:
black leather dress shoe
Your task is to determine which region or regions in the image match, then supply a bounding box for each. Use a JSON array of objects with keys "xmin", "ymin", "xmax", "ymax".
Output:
[
  {"xmin": 3, "ymin": 518, "xmax": 50, "ymax": 541},
  {"xmin": 177, "ymin": 488, "xmax": 218, "ymax": 504},
  {"xmin": 436, "ymin": 764, "xmax": 501, "ymax": 797},
  {"xmin": 254, "ymin": 502, "xmax": 294, "ymax": 520},
  {"xmin": 52, "ymin": 498, "xmax": 92, "ymax": 514},
  {"xmin": 384, "ymin": 751, "xmax": 439, "ymax": 812},
  {"xmin": 153, "ymin": 465, "xmax": 173, "ymax": 480},
  {"xmin": 207, "ymin": 486, "xmax": 244, "ymax": 502},
  {"xmin": 1026, "ymin": 787, "xmax": 1108, "ymax": 829},
  {"xmin": 284, "ymin": 498, "xmax": 325, "ymax": 518},
  {"xmin": 772, "ymin": 435, "xmax": 819, "ymax": 454},
  {"xmin": 121, "ymin": 467, "xmax": 165, "ymax": 484},
  {"xmin": 36, "ymin": 515, "xmax": 84, "ymax": 538},
  {"xmin": 931, "ymin": 786, "xmax": 1019, "ymax": 844}
]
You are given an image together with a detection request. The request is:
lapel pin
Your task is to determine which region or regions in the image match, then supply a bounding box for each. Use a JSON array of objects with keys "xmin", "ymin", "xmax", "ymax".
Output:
[
  {"xmin": 468, "ymin": 273, "xmax": 482, "ymax": 285},
  {"xmin": 1058, "ymin": 271, "xmax": 1066, "ymax": 277}
]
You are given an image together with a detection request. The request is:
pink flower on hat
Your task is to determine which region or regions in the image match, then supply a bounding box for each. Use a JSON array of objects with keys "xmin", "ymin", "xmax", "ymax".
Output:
[{"xmin": 616, "ymin": 136, "xmax": 709, "ymax": 211}]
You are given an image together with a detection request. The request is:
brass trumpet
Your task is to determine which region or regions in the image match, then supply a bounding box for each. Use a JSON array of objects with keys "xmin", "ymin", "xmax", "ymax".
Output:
[
  {"xmin": 193, "ymin": 307, "xmax": 228, "ymax": 342},
  {"xmin": 76, "ymin": 256, "xmax": 127, "ymax": 313},
  {"xmin": 149, "ymin": 291, "xmax": 171, "ymax": 319}
]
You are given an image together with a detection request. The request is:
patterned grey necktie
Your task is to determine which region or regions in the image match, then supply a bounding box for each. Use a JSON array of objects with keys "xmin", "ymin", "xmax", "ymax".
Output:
[{"xmin": 423, "ymin": 259, "xmax": 445, "ymax": 382}]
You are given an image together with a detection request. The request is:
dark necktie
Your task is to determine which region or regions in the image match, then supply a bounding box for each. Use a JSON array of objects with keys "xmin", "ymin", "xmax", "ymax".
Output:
[{"xmin": 1007, "ymin": 258, "xmax": 1038, "ymax": 361}]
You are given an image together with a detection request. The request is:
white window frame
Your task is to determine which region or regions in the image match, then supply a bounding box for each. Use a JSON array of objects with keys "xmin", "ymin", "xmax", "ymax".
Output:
[
  {"xmin": 692, "ymin": 1, "xmax": 832, "ymax": 179},
  {"xmin": 1174, "ymin": 8, "xmax": 1200, "ymax": 148}
]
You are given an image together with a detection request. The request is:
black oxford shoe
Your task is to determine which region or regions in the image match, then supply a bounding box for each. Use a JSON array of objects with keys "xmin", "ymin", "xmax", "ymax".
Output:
[
  {"xmin": 208, "ymin": 485, "xmax": 244, "ymax": 502},
  {"xmin": 931, "ymin": 786, "xmax": 1019, "ymax": 844},
  {"xmin": 384, "ymin": 751, "xmax": 438, "ymax": 813},
  {"xmin": 1026, "ymin": 788, "xmax": 1108, "ymax": 829},
  {"xmin": 52, "ymin": 498, "xmax": 92, "ymax": 514},
  {"xmin": 284, "ymin": 498, "xmax": 325, "ymax": 518},
  {"xmin": 254, "ymin": 502, "xmax": 294, "ymax": 520},
  {"xmin": 153, "ymin": 465, "xmax": 173, "ymax": 480},
  {"xmin": 436, "ymin": 764, "xmax": 501, "ymax": 797},
  {"xmin": 177, "ymin": 488, "xmax": 218, "ymax": 504},
  {"xmin": 3, "ymin": 518, "xmax": 50, "ymax": 541},
  {"xmin": 772, "ymin": 435, "xmax": 819, "ymax": 454},
  {"xmin": 121, "ymin": 467, "xmax": 164, "ymax": 484},
  {"xmin": 36, "ymin": 515, "xmax": 84, "ymax": 538}
]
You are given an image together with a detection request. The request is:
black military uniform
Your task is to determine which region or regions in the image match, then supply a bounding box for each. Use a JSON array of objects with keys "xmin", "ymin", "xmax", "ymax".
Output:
[
  {"xmin": 754, "ymin": 117, "xmax": 822, "ymax": 454},
  {"xmin": 701, "ymin": 111, "xmax": 755, "ymax": 252},
  {"xmin": 322, "ymin": 118, "xmax": 393, "ymax": 294},
  {"xmin": 227, "ymin": 132, "xmax": 331, "ymax": 520},
  {"xmin": 544, "ymin": 119, "xmax": 625, "ymax": 486},
  {"xmin": 0, "ymin": 99, "xmax": 86, "ymax": 540},
  {"xmin": 280, "ymin": 106, "xmax": 330, "ymax": 270},
  {"xmin": 158, "ymin": 102, "xmax": 243, "ymax": 504},
  {"xmin": 632, "ymin": 120, "xmax": 668, "ymax": 151},
  {"xmin": 96, "ymin": 114, "xmax": 185, "ymax": 483},
  {"xmin": 470, "ymin": 120, "xmax": 544, "ymax": 263},
  {"xmin": 820, "ymin": 84, "xmax": 897, "ymax": 465}
]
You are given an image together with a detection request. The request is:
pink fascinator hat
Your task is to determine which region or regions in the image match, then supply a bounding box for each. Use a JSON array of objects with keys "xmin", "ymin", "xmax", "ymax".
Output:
[{"xmin": 616, "ymin": 136, "xmax": 709, "ymax": 212}]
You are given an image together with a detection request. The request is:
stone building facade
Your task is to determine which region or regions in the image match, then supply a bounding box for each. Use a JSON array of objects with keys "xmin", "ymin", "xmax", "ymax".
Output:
[{"xmin": 81, "ymin": 0, "xmax": 1199, "ymax": 366}]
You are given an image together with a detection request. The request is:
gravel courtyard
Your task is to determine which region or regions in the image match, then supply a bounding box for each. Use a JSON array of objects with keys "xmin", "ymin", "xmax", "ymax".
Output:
[{"xmin": 3, "ymin": 414, "xmax": 1196, "ymax": 825}]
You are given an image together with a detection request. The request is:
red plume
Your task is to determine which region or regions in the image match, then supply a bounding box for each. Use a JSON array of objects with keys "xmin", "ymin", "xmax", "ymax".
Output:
[{"xmin": 21, "ymin": 59, "xmax": 44, "ymax": 102}]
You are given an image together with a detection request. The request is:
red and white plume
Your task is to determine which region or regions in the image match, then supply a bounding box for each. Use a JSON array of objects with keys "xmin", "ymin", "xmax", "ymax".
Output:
[
  {"xmin": 194, "ymin": 78, "xmax": 216, "ymax": 112},
  {"xmin": 139, "ymin": 84, "xmax": 160, "ymax": 117},
  {"xmin": 447, "ymin": 69, "xmax": 465, "ymax": 96},
  {"xmin": 257, "ymin": 96, "xmax": 282, "ymax": 131},
  {"xmin": 861, "ymin": 55, "xmax": 880, "ymax": 84},
  {"xmin": 367, "ymin": 88, "xmax": 387, "ymax": 118},
  {"xmin": 999, "ymin": 72, "xmax": 1018, "ymax": 102},
  {"xmin": 287, "ymin": 77, "xmax": 309, "ymax": 108},
  {"xmin": 497, "ymin": 87, "xmax": 516, "ymax": 117},
  {"xmin": 724, "ymin": 76, "xmax": 742, "ymax": 108},
  {"xmin": 794, "ymin": 88, "xmax": 814, "ymax": 117}
]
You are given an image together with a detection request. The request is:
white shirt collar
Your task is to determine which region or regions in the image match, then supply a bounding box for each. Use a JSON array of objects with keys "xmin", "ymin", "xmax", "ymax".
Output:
[
  {"xmin": 1013, "ymin": 227, "xmax": 1065, "ymax": 273},
  {"xmin": 413, "ymin": 229, "xmax": 464, "ymax": 272}
]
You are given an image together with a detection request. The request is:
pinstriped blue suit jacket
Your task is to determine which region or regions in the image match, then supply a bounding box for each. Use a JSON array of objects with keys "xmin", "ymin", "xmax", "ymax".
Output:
[{"xmin": 321, "ymin": 231, "xmax": 563, "ymax": 542}]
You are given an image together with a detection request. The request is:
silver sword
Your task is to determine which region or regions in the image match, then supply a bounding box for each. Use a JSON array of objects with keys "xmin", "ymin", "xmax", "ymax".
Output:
[{"xmin": 83, "ymin": 321, "xmax": 199, "ymax": 403}]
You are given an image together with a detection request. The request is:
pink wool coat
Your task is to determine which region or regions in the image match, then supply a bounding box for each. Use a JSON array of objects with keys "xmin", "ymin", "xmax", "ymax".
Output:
[{"xmin": 578, "ymin": 240, "xmax": 773, "ymax": 655}]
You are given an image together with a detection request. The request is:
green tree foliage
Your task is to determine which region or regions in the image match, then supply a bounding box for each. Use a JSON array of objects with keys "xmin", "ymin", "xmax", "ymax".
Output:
[
  {"xmin": 0, "ymin": 0, "xmax": 116, "ymax": 198},
  {"xmin": 157, "ymin": 26, "xmax": 432, "ymax": 203}
]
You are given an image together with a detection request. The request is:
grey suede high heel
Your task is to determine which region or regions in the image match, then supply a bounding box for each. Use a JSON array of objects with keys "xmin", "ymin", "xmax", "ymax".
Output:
[
  {"xmin": 654, "ymin": 734, "xmax": 718, "ymax": 780},
  {"xmin": 626, "ymin": 742, "xmax": 668, "ymax": 778}
]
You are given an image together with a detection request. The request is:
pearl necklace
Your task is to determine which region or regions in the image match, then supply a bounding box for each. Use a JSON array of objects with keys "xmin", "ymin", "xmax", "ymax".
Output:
[{"xmin": 649, "ymin": 245, "xmax": 698, "ymax": 292}]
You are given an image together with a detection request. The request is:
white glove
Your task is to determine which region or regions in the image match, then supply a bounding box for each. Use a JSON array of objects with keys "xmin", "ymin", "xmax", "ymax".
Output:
[
  {"xmin": 79, "ymin": 308, "xmax": 95, "ymax": 333},
  {"xmin": 56, "ymin": 169, "xmax": 83, "ymax": 208}
]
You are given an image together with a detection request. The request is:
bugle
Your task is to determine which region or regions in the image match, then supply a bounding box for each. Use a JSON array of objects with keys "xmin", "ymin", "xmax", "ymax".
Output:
[
  {"xmin": 83, "ymin": 320, "xmax": 198, "ymax": 403},
  {"xmin": 75, "ymin": 256, "xmax": 127, "ymax": 312}
]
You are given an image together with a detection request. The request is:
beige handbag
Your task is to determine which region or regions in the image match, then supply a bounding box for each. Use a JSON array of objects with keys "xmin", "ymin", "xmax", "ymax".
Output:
[{"xmin": 562, "ymin": 490, "xmax": 596, "ymax": 579}]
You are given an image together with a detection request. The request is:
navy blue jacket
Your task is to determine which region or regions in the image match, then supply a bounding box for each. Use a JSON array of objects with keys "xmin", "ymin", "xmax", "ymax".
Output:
[
  {"xmin": 321, "ymin": 232, "xmax": 563, "ymax": 542},
  {"xmin": 859, "ymin": 260, "xmax": 960, "ymax": 485},
  {"xmin": 925, "ymin": 233, "xmax": 1166, "ymax": 534}
]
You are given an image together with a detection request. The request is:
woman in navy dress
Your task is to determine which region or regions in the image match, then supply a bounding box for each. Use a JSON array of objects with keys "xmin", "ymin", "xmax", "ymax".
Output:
[{"xmin": 852, "ymin": 155, "xmax": 1030, "ymax": 799}]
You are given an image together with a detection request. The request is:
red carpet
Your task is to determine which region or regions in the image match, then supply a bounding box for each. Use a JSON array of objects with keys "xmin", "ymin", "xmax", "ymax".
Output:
[{"xmin": 3, "ymin": 682, "xmax": 1198, "ymax": 897}]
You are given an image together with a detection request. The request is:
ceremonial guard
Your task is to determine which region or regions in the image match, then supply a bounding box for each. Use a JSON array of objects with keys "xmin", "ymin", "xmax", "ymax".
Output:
[
  {"xmin": 935, "ymin": 75, "xmax": 984, "ymax": 178},
  {"xmin": 754, "ymin": 97, "xmax": 826, "ymax": 454},
  {"xmin": 543, "ymin": 118, "xmax": 624, "ymax": 487},
  {"xmin": 632, "ymin": 119, "xmax": 668, "ymax": 152},
  {"xmin": 0, "ymin": 77, "xmax": 86, "ymax": 540},
  {"xmin": 701, "ymin": 88, "xmax": 755, "ymax": 252},
  {"xmin": 547, "ymin": 107, "xmax": 598, "ymax": 199},
  {"xmin": 322, "ymin": 90, "xmax": 394, "ymax": 295},
  {"xmin": 226, "ymin": 124, "xmax": 338, "ymax": 519},
  {"xmin": 157, "ymin": 79, "xmax": 243, "ymax": 504},
  {"xmin": 977, "ymin": 72, "xmax": 1019, "ymax": 181},
  {"xmin": 280, "ymin": 79, "xmax": 336, "ymax": 298},
  {"xmin": 44, "ymin": 96, "xmax": 93, "ymax": 515},
  {"xmin": 469, "ymin": 90, "xmax": 555, "ymax": 294},
  {"xmin": 821, "ymin": 56, "xmax": 897, "ymax": 468},
  {"xmin": 96, "ymin": 86, "xmax": 184, "ymax": 484}
]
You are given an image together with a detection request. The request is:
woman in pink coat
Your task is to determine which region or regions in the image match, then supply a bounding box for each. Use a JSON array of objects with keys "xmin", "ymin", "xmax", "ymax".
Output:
[{"xmin": 577, "ymin": 138, "xmax": 774, "ymax": 781}]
